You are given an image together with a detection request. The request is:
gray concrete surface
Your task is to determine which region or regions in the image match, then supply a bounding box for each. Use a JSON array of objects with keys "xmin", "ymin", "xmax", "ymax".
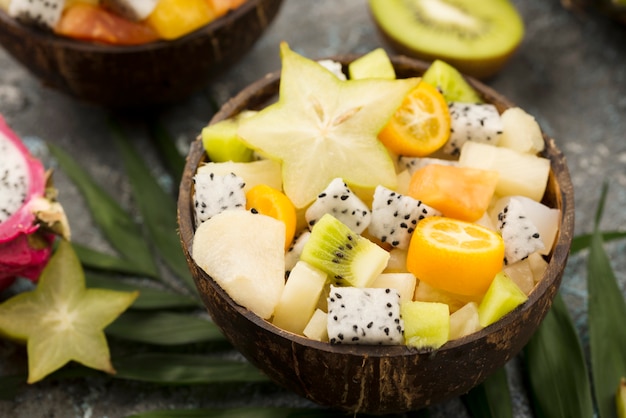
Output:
[{"xmin": 1, "ymin": 0, "xmax": 625, "ymax": 417}]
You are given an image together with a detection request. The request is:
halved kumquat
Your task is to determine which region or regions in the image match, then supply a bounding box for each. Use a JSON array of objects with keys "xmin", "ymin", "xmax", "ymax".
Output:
[
  {"xmin": 246, "ymin": 184, "xmax": 297, "ymax": 250},
  {"xmin": 378, "ymin": 81, "xmax": 451, "ymax": 157},
  {"xmin": 407, "ymin": 216, "xmax": 504, "ymax": 296}
]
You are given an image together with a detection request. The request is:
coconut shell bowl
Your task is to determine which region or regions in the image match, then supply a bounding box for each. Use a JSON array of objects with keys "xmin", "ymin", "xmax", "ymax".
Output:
[
  {"xmin": 177, "ymin": 55, "xmax": 575, "ymax": 414},
  {"xmin": 0, "ymin": 0, "xmax": 283, "ymax": 107}
]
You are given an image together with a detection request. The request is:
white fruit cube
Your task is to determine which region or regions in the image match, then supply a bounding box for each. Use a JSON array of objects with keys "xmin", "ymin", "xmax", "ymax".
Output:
[
  {"xmin": 459, "ymin": 141, "xmax": 550, "ymax": 202},
  {"xmin": 449, "ymin": 302, "xmax": 482, "ymax": 340},
  {"xmin": 192, "ymin": 210, "xmax": 286, "ymax": 319},
  {"xmin": 303, "ymin": 309, "xmax": 329, "ymax": 342},
  {"xmin": 498, "ymin": 107, "xmax": 545, "ymax": 154},
  {"xmin": 371, "ymin": 272, "xmax": 417, "ymax": 304},
  {"xmin": 272, "ymin": 261, "xmax": 328, "ymax": 335}
]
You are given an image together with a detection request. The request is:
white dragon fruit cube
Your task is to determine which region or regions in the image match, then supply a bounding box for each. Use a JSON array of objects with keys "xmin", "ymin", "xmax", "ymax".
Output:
[
  {"xmin": 193, "ymin": 171, "xmax": 246, "ymax": 226},
  {"xmin": 496, "ymin": 197, "xmax": 545, "ymax": 265},
  {"xmin": 327, "ymin": 285, "xmax": 404, "ymax": 345},
  {"xmin": 444, "ymin": 102, "xmax": 503, "ymax": 156},
  {"xmin": 305, "ymin": 177, "xmax": 371, "ymax": 234},
  {"xmin": 368, "ymin": 185, "xmax": 441, "ymax": 249},
  {"xmin": 9, "ymin": 0, "xmax": 65, "ymax": 30}
]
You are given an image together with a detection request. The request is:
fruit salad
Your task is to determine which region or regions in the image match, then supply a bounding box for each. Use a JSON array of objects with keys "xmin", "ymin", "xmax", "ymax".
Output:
[
  {"xmin": 190, "ymin": 43, "xmax": 560, "ymax": 350},
  {"xmin": 0, "ymin": 0, "xmax": 247, "ymax": 45}
]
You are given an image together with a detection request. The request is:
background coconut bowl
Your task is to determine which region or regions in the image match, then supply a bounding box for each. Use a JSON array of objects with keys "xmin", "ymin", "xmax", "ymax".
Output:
[
  {"xmin": 0, "ymin": 0, "xmax": 283, "ymax": 108},
  {"xmin": 177, "ymin": 55, "xmax": 575, "ymax": 414}
]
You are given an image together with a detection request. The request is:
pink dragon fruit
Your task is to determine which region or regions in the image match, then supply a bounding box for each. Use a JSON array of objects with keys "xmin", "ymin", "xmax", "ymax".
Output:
[{"xmin": 0, "ymin": 116, "xmax": 69, "ymax": 292}]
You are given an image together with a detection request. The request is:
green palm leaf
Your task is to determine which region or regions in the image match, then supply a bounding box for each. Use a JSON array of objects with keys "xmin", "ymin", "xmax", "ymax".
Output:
[
  {"xmin": 109, "ymin": 120, "xmax": 196, "ymax": 293},
  {"xmin": 107, "ymin": 311, "xmax": 226, "ymax": 345},
  {"xmin": 523, "ymin": 293, "xmax": 594, "ymax": 418},
  {"xmin": 588, "ymin": 181, "xmax": 626, "ymax": 418},
  {"xmin": 48, "ymin": 143, "xmax": 159, "ymax": 278},
  {"xmin": 461, "ymin": 366, "xmax": 512, "ymax": 418}
]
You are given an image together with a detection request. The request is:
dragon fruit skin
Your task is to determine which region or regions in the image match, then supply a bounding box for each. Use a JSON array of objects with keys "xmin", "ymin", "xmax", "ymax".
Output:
[
  {"xmin": 305, "ymin": 178, "xmax": 371, "ymax": 234},
  {"xmin": 0, "ymin": 116, "xmax": 56, "ymax": 291}
]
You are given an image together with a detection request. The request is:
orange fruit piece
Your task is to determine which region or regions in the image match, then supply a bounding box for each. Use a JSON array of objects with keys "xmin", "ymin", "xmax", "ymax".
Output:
[
  {"xmin": 378, "ymin": 81, "xmax": 451, "ymax": 157},
  {"xmin": 407, "ymin": 216, "xmax": 505, "ymax": 296},
  {"xmin": 246, "ymin": 184, "xmax": 297, "ymax": 250},
  {"xmin": 408, "ymin": 164, "xmax": 499, "ymax": 222}
]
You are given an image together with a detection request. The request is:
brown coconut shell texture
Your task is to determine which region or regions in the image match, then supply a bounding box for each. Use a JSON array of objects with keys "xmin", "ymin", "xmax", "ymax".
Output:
[
  {"xmin": 177, "ymin": 55, "xmax": 575, "ymax": 415},
  {"xmin": 0, "ymin": 0, "xmax": 283, "ymax": 107}
]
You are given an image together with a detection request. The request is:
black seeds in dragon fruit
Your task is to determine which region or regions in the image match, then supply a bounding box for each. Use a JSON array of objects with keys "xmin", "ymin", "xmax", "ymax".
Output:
[
  {"xmin": 327, "ymin": 285, "xmax": 404, "ymax": 345},
  {"xmin": 8, "ymin": 0, "xmax": 65, "ymax": 30},
  {"xmin": 496, "ymin": 198, "xmax": 545, "ymax": 265},
  {"xmin": 305, "ymin": 177, "xmax": 371, "ymax": 234},
  {"xmin": 368, "ymin": 185, "xmax": 441, "ymax": 249},
  {"xmin": 193, "ymin": 171, "xmax": 246, "ymax": 226},
  {"xmin": 443, "ymin": 103, "xmax": 503, "ymax": 156}
]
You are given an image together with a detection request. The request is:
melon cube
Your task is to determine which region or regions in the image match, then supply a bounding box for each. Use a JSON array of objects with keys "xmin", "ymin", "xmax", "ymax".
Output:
[
  {"xmin": 478, "ymin": 271, "xmax": 528, "ymax": 327},
  {"xmin": 401, "ymin": 300, "xmax": 450, "ymax": 350},
  {"xmin": 498, "ymin": 107, "xmax": 545, "ymax": 155},
  {"xmin": 449, "ymin": 302, "xmax": 482, "ymax": 340},
  {"xmin": 272, "ymin": 261, "xmax": 327, "ymax": 335},
  {"xmin": 348, "ymin": 47, "xmax": 396, "ymax": 80}
]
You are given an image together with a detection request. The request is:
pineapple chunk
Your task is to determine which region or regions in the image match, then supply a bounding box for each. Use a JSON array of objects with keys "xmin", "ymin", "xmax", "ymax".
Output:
[
  {"xmin": 498, "ymin": 107, "xmax": 545, "ymax": 154},
  {"xmin": 449, "ymin": 302, "xmax": 482, "ymax": 340},
  {"xmin": 503, "ymin": 260, "xmax": 535, "ymax": 295},
  {"xmin": 414, "ymin": 281, "xmax": 479, "ymax": 313},
  {"xmin": 272, "ymin": 261, "xmax": 327, "ymax": 335},
  {"xmin": 371, "ymin": 272, "xmax": 417, "ymax": 304},
  {"xmin": 459, "ymin": 141, "xmax": 550, "ymax": 202},
  {"xmin": 303, "ymin": 309, "xmax": 329, "ymax": 342}
]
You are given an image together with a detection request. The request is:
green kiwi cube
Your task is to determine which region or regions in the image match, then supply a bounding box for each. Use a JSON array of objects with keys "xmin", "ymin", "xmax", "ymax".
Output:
[
  {"xmin": 422, "ymin": 59, "xmax": 483, "ymax": 103},
  {"xmin": 300, "ymin": 214, "xmax": 390, "ymax": 288}
]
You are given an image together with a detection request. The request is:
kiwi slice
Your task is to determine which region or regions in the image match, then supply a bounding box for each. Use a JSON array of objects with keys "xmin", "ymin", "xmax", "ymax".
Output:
[
  {"xmin": 422, "ymin": 59, "xmax": 483, "ymax": 103},
  {"xmin": 368, "ymin": 0, "xmax": 524, "ymax": 79},
  {"xmin": 300, "ymin": 214, "xmax": 390, "ymax": 288}
]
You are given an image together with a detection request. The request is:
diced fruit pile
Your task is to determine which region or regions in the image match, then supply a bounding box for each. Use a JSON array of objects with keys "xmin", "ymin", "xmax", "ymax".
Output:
[
  {"xmin": 190, "ymin": 44, "xmax": 560, "ymax": 350},
  {"xmin": 0, "ymin": 0, "xmax": 246, "ymax": 45}
]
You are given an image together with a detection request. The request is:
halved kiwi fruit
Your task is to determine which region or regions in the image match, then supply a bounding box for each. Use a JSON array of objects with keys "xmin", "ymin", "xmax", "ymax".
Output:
[{"xmin": 368, "ymin": 0, "xmax": 525, "ymax": 79}]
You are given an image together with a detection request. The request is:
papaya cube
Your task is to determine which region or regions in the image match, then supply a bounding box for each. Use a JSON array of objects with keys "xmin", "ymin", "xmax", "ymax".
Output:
[{"xmin": 408, "ymin": 164, "xmax": 499, "ymax": 222}]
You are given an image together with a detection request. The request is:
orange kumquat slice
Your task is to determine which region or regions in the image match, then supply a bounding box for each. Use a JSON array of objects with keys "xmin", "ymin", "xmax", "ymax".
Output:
[
  {"xmin": 407, "ymin": 216, "xmax": 505, "ymax": 296},
  {"xmin": 246, "ymin": 184, "xmax": 297, "ymax": 250},
  {"xmin": 378, "ymin": 81, "xmax": 451, "ymax": 157}
]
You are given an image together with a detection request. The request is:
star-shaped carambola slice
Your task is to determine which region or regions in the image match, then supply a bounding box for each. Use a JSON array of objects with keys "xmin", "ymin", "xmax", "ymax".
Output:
[
  {"xmin": 237, "ymin": 42, "xmax": 421, "ymax": 209},
  {"xmin": 0, "ymin": 239, "xmax": 138, "ymax": 383}
]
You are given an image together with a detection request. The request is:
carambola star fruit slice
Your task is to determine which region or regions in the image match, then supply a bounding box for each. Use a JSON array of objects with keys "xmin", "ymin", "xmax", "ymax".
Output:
[
  {"xmin": 237, "ymin": 42, "xmax": 420, "ymax": 209},
  {"xmin": 0, "ymin": 239, "xmax": 138, "ymax": 383}
]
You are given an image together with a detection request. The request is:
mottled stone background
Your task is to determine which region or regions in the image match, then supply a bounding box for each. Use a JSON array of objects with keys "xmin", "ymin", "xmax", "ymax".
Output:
[{"xmin": 0, "ymin": 0, "xmax": 625, "ymax": 417}]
